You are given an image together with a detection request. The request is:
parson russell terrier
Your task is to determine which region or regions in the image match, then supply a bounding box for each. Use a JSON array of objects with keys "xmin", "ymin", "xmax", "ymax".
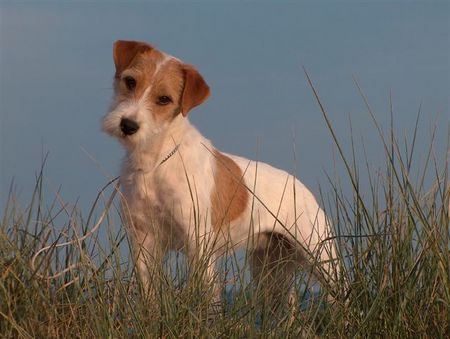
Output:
[{"xmin": 102, "ymin": 40, "xmax": 338, "ymax": 301}]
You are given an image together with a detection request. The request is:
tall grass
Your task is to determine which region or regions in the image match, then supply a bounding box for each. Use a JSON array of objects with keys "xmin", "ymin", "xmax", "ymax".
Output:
[{"xmin": 1, "ymin": 84, "xmax": 449, "ymax": 337}]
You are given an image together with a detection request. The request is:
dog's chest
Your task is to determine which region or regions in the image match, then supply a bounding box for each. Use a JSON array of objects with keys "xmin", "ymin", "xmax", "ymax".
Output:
[{"xmin": 120, "ymin": 170, "xmax": 176, "ymax": 230}]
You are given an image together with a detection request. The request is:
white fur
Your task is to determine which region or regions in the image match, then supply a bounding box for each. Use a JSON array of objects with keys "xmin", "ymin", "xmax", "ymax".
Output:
[{"xmin": 102, "ymin": 48, "xmax": 337, "ymax": 296}]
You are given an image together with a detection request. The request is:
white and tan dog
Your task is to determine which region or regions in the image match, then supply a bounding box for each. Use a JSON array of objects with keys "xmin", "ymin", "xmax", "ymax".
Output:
[{"xmin": 102, "ymin": 40, "xmax": 337, "ymax": 301}]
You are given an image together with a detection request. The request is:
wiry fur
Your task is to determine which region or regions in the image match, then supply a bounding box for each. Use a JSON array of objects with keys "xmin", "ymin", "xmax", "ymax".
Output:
[{"xmin": 102, "ymin": 40, "xmax": 337, "ymax": 304}]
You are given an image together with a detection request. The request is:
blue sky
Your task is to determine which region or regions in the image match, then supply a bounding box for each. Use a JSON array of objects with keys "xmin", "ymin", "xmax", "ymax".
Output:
[{"xmin": 0, "ymin": 1, "xmax": 449, "ymax": 213}]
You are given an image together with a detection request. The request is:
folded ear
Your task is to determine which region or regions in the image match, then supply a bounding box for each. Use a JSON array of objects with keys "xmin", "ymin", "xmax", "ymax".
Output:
[
  {"xmin": 113, "ymin": 40, "xmax": 153, "ymax": 77},
  {"xmin": 180, "ymin": 64, "xmax": 210, "ymax": 116}
]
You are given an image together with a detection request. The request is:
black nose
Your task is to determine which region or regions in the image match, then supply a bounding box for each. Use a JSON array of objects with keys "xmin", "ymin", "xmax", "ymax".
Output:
[{"xmin": 120, "ymin": 118, "xmax": 139, "ymax": 135}]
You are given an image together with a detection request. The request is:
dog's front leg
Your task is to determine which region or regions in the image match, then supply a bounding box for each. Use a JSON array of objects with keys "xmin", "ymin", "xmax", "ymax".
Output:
[
  {"xmin": 186, "ymin": 237, "xmax": 222, "ymax": 308},
  {"xmin": 205, "ymin": 252, "xmax": 221, "ymax": 306},
  {"xmin": 132, "ymin": 232, "xmax": 164, "ymax": 300}
]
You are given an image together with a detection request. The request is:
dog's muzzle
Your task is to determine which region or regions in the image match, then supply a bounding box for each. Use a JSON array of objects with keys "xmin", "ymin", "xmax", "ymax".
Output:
[{"xmin": 120, "ymin": 118, "xmax": 140, "ymax": 136}]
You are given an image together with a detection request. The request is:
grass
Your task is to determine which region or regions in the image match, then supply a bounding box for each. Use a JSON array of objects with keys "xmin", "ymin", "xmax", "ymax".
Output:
[{"xmin": 1, "ymin": 83, "xmax": 449, "ymax": 338}]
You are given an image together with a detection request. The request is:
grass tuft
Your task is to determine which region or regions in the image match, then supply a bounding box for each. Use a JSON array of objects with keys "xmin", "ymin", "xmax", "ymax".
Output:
[{"xmin": 1, "ymin": 84, "xmax": 449, "ymax": 337}]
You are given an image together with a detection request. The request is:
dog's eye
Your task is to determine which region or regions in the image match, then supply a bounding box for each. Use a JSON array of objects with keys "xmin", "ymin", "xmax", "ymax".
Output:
[
  {"xmin": 157, "ymin": 96, "xmax": 172, "ymax": 105},
  {"xmin": 124, "ymin": 76, "xmax": 136, "ymax": 91}
]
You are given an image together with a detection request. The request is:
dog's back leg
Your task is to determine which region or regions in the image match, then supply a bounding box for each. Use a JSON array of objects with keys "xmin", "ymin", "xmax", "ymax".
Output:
[{"xmin": 250, "ymin": 232, "xmax": 307, "ymax": 319}]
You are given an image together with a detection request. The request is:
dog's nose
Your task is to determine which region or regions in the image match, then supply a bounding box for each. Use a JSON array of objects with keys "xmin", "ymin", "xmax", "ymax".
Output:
[{"xmin": 120, "ymin": 118, "xmax": 139, "ymax": 135}]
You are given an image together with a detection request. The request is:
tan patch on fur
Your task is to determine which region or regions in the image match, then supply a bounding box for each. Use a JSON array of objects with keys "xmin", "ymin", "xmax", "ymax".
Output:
[
  {"xmin": 180, "ymin": 64, "xmax": 210, "ymax": 116},
  {"xmin": 112, "ymin": 40, "xmax": 210, "ymax": 120},
  {"xmin": 148, "ymin": 60, "xmax": 185, "ymax": 121},
  {"xmin": 113, "ymin": 40, "xmax": 155, "ymax": 77},
  {"xmin": 114, "ymin": 49, "xmax": 167, "ymax": 99},
  {"xmin": 211, "ymin": 150, "xmax": 249, "ymax": 231}
]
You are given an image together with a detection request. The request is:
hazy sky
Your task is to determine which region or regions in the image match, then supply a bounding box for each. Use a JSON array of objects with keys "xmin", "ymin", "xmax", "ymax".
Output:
[{"xmin": 1, "ymin": 1, "xmax": 449, "ymax": 213}]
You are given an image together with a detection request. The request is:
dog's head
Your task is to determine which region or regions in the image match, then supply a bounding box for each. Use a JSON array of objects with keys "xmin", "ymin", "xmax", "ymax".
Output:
[{"xmin": 102, "ymin": 40, "xmax": 210, "ymax": 150}]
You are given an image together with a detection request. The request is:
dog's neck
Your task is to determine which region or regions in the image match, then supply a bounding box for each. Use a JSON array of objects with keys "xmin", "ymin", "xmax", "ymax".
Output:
[{"xmin": 124, "ymin": 114, "xmax": 191, "ymax": 173}]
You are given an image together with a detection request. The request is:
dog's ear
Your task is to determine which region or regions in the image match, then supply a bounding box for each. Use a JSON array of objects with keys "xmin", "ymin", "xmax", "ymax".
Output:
[
  {"xmin": 113, "ymin": 40, "xmax": 153, "ymax": 77},
  {"xmin": 180, "ymin": 64, "xmax": 210, "ymax": 116}
]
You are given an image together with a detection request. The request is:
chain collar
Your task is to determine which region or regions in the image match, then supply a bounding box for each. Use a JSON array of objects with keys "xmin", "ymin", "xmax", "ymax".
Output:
[{"xmin": 158, "ymin": 144, "xmax": 180, "ymax": 167}]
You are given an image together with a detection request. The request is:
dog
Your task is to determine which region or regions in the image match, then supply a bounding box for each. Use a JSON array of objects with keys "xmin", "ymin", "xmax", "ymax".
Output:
[{"xmin": 102, "ymin": 40, "xmax": 337, "ymax": 305}]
